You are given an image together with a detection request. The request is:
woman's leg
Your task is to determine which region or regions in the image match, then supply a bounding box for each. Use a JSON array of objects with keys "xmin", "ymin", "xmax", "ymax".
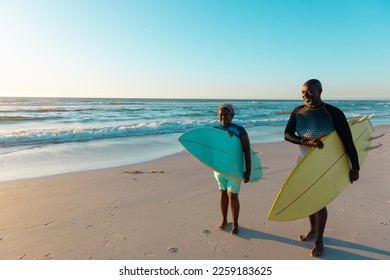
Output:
[
  {"xmin": 228, "ymin": 191, "xmax": 240, "ymax": 234},
  {"xmin": 219, "ymin": 190, "xmax": 229, "ymax": 230}
]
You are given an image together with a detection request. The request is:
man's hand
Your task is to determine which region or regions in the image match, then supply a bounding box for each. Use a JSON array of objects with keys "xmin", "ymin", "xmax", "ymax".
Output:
[
  {"xmin": 305, "ymin": 139, "xmax": 324, "ymax": 149},
  {"xmin": 349, "ymin": 170, "xmax": 359, "ymax": 183}
]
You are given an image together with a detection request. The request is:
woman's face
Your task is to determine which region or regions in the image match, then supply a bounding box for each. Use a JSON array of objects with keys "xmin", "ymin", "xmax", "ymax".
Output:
[{"xmin": 218, "ymin": 108, "xmax": 233, "ymax": 126}]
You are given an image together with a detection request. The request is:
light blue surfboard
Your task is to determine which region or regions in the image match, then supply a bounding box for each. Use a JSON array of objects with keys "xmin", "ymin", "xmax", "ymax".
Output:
[{"xmin": 178, "ymin": 127, "xmax": 262, "ymax": 182}]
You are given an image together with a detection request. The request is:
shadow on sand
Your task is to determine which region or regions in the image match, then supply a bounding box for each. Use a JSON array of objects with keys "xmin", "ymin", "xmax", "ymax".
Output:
[{"xmin": 236, "ymin": 227, "xmax": 389, "ymax": 260}]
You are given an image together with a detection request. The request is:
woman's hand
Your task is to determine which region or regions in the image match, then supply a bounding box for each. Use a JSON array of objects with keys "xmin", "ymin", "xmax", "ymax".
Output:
[{"xmin": 243, "ymin": 171, "xmax": 251, "ymax": 183}]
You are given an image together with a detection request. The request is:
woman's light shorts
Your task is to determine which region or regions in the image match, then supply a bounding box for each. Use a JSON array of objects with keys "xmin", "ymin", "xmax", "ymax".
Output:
[{"xmin": 214, "ymin": 171, "xmax": 241, "ymax": 194}]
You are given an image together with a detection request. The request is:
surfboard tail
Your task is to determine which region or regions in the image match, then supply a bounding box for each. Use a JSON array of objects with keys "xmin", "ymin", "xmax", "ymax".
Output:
[{"xmin": 366, "ymin": 119, "xmax": 384, "ymax": 150}]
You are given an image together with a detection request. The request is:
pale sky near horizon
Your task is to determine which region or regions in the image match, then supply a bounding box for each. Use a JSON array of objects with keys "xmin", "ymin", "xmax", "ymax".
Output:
[{"xmin": 0, "ymin": 0, "xmax": 389, "ymax": 100}]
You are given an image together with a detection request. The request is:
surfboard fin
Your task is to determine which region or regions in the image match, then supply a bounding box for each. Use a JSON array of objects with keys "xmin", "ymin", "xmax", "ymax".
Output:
[
  {"xmin": 369, "ymin": 133, "xmax": 385, "ymax": 140},
  {"xmin": 358, "ymin": 115, "xmax": 369, "ymax": 122},
  {"xmin": 365, "ymin": 144, "xmax": 382, "ymax": 151},
  {"xmin": 350, "ymin": 116, "xmax": 361, "ymax": 126},
  {"xmin": 351, "ymin": 114, "xmax": 375, "ymax": 126}
]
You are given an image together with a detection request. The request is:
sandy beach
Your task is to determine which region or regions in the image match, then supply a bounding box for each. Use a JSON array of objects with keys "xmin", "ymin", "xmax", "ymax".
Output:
[{"xmin": 0, "ymin": 126, "xmax": 389, "ymax": 260}]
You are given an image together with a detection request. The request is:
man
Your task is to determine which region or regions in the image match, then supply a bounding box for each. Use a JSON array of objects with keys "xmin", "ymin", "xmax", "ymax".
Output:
[{"xmin": 284, "ymin": 79, "xmax": 359, "ymax": 257}]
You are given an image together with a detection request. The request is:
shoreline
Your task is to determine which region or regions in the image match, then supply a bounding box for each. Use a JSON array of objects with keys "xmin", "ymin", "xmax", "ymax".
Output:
[
  {"xmin": 0, "ymin": 126, "xmax": 389, "ymax": 260},
  {"xmin": 2, "ymin": 124, "xmax": 389, "ymax": 183}
]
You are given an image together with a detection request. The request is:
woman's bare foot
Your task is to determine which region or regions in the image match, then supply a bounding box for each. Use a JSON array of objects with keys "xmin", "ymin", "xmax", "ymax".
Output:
[
  {"xmin": 231, "ymin": 224, "xmax": 239, "ymax": 235},
  {"xmin": 218, "ymin": 220, "xmax": 227, "ymax": 230}
]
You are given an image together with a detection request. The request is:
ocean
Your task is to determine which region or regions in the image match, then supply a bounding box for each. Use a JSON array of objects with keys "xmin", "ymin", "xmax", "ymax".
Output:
[{"xmin": 1, "ymin": 97, "xmax": 389, "ymax": 181}]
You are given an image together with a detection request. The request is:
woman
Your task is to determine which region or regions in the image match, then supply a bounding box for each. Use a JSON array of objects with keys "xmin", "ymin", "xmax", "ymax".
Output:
[{"xmin": 214, "ymin": 102, "xmax": 251, "ymax": 235}]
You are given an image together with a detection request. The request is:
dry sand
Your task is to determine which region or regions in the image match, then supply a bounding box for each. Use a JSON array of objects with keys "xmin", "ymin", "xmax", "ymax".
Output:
[{"xmin": 0, "ymin": 126, "xmax": 389, "ymax": 260}]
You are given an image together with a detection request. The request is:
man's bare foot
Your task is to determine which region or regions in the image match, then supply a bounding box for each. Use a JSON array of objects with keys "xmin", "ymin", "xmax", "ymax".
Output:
[
  {"xmin": 310, "ymin": 242, "xmax": 324, "ymax": 257},
  {"xmin": 299, "ymin": 231, "xmax": 315, "ymax": 241}
]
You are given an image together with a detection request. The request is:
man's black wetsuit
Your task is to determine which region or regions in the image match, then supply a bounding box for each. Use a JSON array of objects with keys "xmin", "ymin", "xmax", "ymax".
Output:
[{"xmin": 284, "ymin": 103, "xmax": 360, "ymax": 171}]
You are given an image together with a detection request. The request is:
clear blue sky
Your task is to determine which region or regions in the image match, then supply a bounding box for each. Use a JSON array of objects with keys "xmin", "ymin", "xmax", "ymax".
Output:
[{"xmin": 1, "ymin": 0, "xmax": 389, "ymax": 99}]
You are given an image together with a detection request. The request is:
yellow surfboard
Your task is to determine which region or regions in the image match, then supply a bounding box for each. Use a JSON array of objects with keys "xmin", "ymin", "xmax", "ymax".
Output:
[{"xmin": 268, "ymin": 115, "xmax": 382, "ymax": 221}]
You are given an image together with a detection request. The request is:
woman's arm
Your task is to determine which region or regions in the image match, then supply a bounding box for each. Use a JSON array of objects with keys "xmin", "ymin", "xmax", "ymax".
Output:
[{"xmin": 240, "ymin": 134, "xmax": 251, "ymax": 183}]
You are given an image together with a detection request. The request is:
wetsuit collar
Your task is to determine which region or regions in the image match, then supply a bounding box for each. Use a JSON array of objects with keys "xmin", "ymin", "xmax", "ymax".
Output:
[{"xmin": 305, "ymin": 101, "xmax": 325, "ymax": 109}]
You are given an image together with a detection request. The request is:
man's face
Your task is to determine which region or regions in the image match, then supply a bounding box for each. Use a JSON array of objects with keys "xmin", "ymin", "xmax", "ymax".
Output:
[{"xmin": 301, "ymin": 84, "xmax": 322, "ymax": 108}]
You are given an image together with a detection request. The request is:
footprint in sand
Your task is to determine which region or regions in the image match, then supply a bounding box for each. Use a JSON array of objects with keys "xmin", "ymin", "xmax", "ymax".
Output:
[
  {"xmin": 125, "ymin": 170, "xmax": 165, "ymax": 174},
  {"xmin": 346, "ymin": 230, "xmax": 358, "ymax": 241},
  {"xmin": 168, "ymin": 247, "xmax": 178, "ymax": 254},
  {"xmin": 44, "ymin": 253, "xmax": 53, "ymax": 259},
  {"xmin": 144, "ymin": 250, "xmax": 156, "ymax": 257}
]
